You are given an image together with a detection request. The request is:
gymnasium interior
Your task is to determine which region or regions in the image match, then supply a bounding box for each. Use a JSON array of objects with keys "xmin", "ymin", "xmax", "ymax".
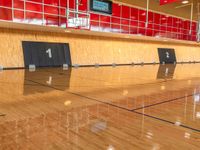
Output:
[{"xmin": 0, "ymin": 0, "xmax": 200, "ymax": 149}]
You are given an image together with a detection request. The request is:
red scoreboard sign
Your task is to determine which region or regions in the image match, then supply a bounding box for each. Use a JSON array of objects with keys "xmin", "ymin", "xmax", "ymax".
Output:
[{"xmin": 160, "ymin": 0, "xmax": 179, "ymax": 5}]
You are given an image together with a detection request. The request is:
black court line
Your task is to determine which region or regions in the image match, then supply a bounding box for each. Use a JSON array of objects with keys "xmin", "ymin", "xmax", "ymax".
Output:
[
  {"xmin": 26, "ymin": 78, "xmax": 200, "ymax": 133},
  {"xmin": 132, "ymin": 93, "xmax": 196, "ymax": 111},
  {"xmin": 68, "ymin": 91, "xmax": 132, "ymax": 111},
  {"xmin": 26, "ymin": 79, "xmax": 132, "ymax": 111},
  {"xmin": 133, "ymin": 111, "xmax": 200, "ymax": 132},
  {"xmin": 25, "ymin": 79, "xmax": 64, "ymax": 91}
]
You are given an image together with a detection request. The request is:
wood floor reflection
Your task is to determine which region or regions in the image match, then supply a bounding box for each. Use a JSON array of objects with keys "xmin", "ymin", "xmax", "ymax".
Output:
[{"xmin": 0, "ymin": 64, "xmax": 200, "ymax": 149}]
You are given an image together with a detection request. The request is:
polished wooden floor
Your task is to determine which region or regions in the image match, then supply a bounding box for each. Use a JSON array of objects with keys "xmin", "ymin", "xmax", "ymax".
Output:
[{"xmin": 0, "ymin": 64, "xmax": 200, "ymax": 149}]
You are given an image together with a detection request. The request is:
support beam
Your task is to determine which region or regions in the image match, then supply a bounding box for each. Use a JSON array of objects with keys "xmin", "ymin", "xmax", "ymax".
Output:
[{"xmin": 145, "ymin": 0, "xmax": 149, "ymax": 28}]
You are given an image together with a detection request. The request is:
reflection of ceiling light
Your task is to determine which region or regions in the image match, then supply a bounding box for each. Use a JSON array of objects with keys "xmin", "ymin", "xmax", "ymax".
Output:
[
  {"xmin": 64, "ymin": 101, "xmax": 72, "ymax": 106},
  {"xmin": 194, "ymin": 94, "xmax": 200, "ymax": 103},
  {"xmin": 187, "ymin": 80, "xmax": 191, "ymax": 85},
  {"xmin": 161, "ymin": 85, "xmax": 165, "ymax": 90},
  {"xmin": 184, "ymin": 132, "xmax": 191, "ymax": 139},
  {"xmin": 107, "ymin": 145, "xmax": 115, "ymax": 150},
  {"xmin": 196, "ymin": 112, "xmax": 200, "ymax": 119},
  {"xmin": 123, "ymin": 90, "xmax": 129, "ymax": 96},
  {"xmin": 146, "ymin": 131, "xmax": 154, "ymax": 139},
  {"xmin": 175, "ymin": 121, "xmax": 181, "ymax": 126},
  {"xmin": 182, "ymin": 0, "xmax": 189, "ymax": 4}
]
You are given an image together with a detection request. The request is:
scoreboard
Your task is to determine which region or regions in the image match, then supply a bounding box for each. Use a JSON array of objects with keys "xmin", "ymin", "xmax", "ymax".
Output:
[{"xmin": 90, "ymin": 0, "xmax": 112, "ymax": 14}]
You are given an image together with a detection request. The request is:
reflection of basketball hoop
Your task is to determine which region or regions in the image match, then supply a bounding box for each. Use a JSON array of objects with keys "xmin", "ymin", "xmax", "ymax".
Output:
[{"xmin": 66, "ymin": 0, "xmax": 90, "ymax": 29}]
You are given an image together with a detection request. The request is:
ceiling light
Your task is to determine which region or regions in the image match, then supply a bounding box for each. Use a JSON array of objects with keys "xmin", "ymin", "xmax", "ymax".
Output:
[{"xmin": 182, "ymin": 0, "xmax": 189, "ymax": 4}]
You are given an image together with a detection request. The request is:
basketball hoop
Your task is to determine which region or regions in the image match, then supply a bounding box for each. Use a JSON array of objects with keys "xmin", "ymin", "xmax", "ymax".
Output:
[{"xmin": 66, "ymin": 0, "xmax": 90, "ymax": 30}]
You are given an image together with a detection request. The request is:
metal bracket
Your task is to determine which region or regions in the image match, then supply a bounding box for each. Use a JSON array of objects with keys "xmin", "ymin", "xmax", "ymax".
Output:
[
  {"xmin": 112, "ymin": 63, "xmax": 116, "ymax": 67},
  {"xmin": 94, "ymin": 63, "xmax": 100, "ymax": 68},
  {"xmin": 73, "ymin": 64, "xmax": 80, "ymax": 68},
  {"xmin": 0, "ymin": 66, "xmax": 3, "ymax": 70},
  {"xmin": 63, "ymin": 64, "xmax": 69, "ymax": 70},
  {"xmin": 29, "ymin": 64, "xmax": 36, "ymax": 72}
]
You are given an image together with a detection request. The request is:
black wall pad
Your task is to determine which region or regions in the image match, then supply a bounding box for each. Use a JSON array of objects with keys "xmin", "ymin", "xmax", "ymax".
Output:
[
  {"xmin": 22, "ymin": 41, "xmax": 71, "ymax": 67},
  {"xmin": 158, "ymin": 48, "xmax": 176, "ymax": 64}
]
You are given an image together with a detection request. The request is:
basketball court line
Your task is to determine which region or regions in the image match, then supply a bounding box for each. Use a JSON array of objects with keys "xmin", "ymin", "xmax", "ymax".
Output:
[
  {"xmin": 133, "ymin": 111, "xmax": 200, "ymax": 132},
  {"xmin": 132, "ymin": 94, "xmax": 196, "ymax": 111},
  {"xmin": 24, "ymin": 78, "xmax": 200, "ymax": 133},
  {"xmin": 25, "ymin": 79, "xmax": 63, "ymax": 91}
]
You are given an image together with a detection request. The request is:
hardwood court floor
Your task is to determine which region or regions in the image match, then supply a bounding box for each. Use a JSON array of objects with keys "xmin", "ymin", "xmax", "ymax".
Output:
[{"xmin": 0, "ymin": 64, "xmax": 200, "ymax": 149}]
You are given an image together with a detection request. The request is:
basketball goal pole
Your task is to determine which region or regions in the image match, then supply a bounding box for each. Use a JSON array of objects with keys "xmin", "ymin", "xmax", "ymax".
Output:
[
  {"xmin": 197, "ymin": 3, "xmax": 200, "ymax": 43},
  {"xmin": 75, "ymin": 0, "xmax": 79, "ymax": 18}
]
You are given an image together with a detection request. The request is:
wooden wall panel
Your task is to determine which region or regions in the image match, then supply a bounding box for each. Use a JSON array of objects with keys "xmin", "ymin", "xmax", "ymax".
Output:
[
  {"xmin": 0, "ymin": 70, "xmax": 24, "ymax": 100},
  {"xmin": 0, "ymin": 28, "xmax": 200, "ymax": 68}
]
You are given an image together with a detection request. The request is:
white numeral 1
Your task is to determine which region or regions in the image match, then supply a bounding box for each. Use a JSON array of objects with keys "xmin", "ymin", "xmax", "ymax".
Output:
[{"xmin": 46, "ymin": 48, "xmax": 52, "ymax": 58}]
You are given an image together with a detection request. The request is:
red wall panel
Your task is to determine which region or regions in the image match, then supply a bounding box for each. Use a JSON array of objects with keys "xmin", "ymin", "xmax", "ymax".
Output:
[
  {"xmin": 131, "ymin": 8, "xmax": 139, "ymax": 21},
  {"xmin": 91, "ymin": 13, "xmax": 100, "ymax": 21},
  {"xmin": 44, "ymin": 0, "xmax": 59, "ymax": 5},
  {"xmin": 26, "ymin": 2, "xmax": 42, "ymax": 12},
  {"xmin": 79, "ymin": 0, "xmax": 88, "ymax": 11},
  {"xmin": 60, "ymin": 0, "xmax": 67, "ymax": 7},
  {"xmin": 0, "ymin": 8, "xmax": 12, "ymax": 20},
  {"xmin": 139, "ymin": 10, "xmax": 146, "ymax": 22},
  {"xmin": 100, "ymin": 15, "xmax": 111, "ymax": 23},
  {"xmin": 44, "ymin": 5, "xmax": 59, "ymax": 15},
  {"xmin": 14, "ymin": 0, "xmax": 24, "ymax": 9},
  {"xmin": 14, "ymin": 10, "xmax": 24, "ymax": 20},
  {"xmin": 112, "ymin": 3, "xmax": 121, "ymax": 17},
  {"xmin": 122, "ymin": 5, "xmax": 130, "ymax": 19},
  {"xmin": 0, "ymin": 0, "xmax": 12, "ymax": 7}
]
